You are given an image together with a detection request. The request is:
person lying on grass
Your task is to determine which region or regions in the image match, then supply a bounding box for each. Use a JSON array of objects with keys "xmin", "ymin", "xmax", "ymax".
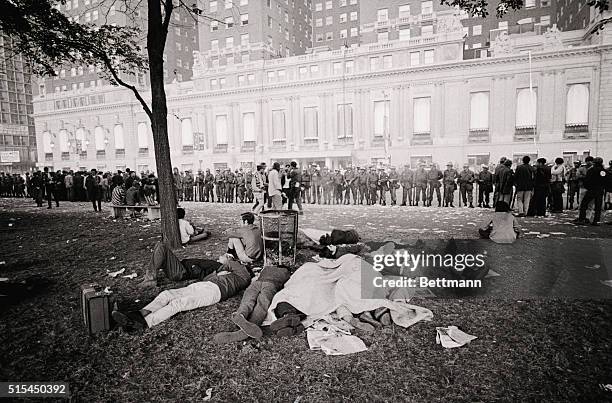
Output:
[
  {"xmin": 114, "ymin": 253, "xmax": 251, "ymax": 330},
  {"xmin": 478, "ymin": 201, "xmax": 520, "ymax": 244},
  {"xmin": 224, "ymin": 212, "xmax": 263, "ymax": 264},
  {"xmin": 214, "ymin": 265, "xmax": 291, "ymax": 344},
  {"xmin": 178, "ymin": 207, "xmax": 210, "ymax": 246}
]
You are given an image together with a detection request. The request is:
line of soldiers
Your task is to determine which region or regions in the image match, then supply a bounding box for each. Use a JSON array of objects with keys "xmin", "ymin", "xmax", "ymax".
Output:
[
  {"xmin": 172, "ymin": 167, "xmax": 255, "ymax": 204},
  {"xmin": 0, "ymin": 172, "xmax": 27, "ymax": 197}
]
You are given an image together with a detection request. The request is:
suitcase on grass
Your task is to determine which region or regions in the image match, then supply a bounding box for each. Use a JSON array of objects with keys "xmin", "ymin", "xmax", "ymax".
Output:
[{"xmin": 81, "ymin": 283, "xmax": 115, "ymax": 335}]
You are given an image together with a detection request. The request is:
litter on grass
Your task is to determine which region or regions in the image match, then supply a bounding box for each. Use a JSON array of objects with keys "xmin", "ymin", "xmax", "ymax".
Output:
[
  {"xmin": 436, "ymin": 326, "xmax": 477, "ymax": 348},
  {"xmin": 107, "ymin": 268, "xmax": 126, "ymax": 278},
  {"xmin": 122, "ymin": 273, "xmax": 138, "ymax": 279},
  {"xmin": 600, "ymin": 280, "xmax": 612, "ymax": 288}
]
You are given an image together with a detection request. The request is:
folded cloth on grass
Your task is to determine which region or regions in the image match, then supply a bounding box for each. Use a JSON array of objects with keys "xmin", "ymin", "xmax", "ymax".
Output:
[
  {"xmin": 436, "ymin": 326, "xmax": 477, "ymax": 348},
  {"xmin": 262, "ymin": 253, "xmax": 433, "ymax": 328},
  {"xmin": 307, "ymin": 328, "xmax": 367, "ymax": 355}
]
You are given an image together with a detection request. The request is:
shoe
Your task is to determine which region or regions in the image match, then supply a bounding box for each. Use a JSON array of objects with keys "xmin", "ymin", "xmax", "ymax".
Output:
[
  {"xmin": 591, "ymin": 222, "xmax": 600, "ymax": 226},
  {"xmin": 450, "ymin": 203, "xmax": 455, "ymax": 207},
  {"xmin": 400, "ymin": 203, "xmax": 406, "ymax": 206},
  {"xmin": 348, "ymin": 317, "xmax": 375, "ymax": 332},
  {"xmin": 112, "ymin": 310, "xmax": 147, "ymax": 330},
  {"xmin": 469, "ymin": 203, "xmax": 474, "ymax": 208},
  {"xmin": 573, "ymin": 218, "xmax": 588, "ymax": 225},
  {"xmin": 359, "ymin": 311, "xmax": 382, "ymax": 329},
  {"xmin": 276, "ymin": 324, "xmax": 305, "ymax": 337},
  {"xmin": 213, "ymin": 330, "xmax": 250, "ymax": 344},
  {"xmin": 270, "ymin": 313, "xmax": 302, "ymax": 333},
  {"xmin": 231, "ymin": 313, "xmax": 263, "ymax": 339}
]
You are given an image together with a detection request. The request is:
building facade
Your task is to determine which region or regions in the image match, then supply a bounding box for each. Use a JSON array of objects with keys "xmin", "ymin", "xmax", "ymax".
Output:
[
  {"xmin": 0, "ymin": 34, "xmax": 37, "ymax": 172},
  {"xmin": 33, "ymin": 21, "xmax": 612, "ymax": 174},
  {"xmin": 196, "ymin": 0, "xmax": 312, "ymax": 70},
  {"xmin": 556, "ymin": 0, "xmax": 592, "ymax": 31},
  {"xmin": 312, "ymin": 0, "xmax": 360, "ymax": 49}
]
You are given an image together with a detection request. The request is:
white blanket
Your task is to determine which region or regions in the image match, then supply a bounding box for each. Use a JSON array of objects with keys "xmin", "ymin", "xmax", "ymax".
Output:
[{"xmin": 263, "ymin": 254, "xmax": 433, "ymax": 328}]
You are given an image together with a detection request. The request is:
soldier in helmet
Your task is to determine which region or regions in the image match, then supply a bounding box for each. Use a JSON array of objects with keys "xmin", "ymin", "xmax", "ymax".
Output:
[
  {"xmin": 378, "ymin": 167, "xmax": 389, "ymax": 206},
  {"xmin": 322, "ymin": 167, "xmax": 333, "ymax": 204},
  {"xmin": 414, "ymin": 163, "xmax": 428, "ymax": 207},
  {"xmin": 214, "ymin": 168, "xmax": 224, "ymax": 202},
  {"xmin": 333, "ymin": 168, "xmax": 344, "ymax": 204},
  {"xmin": 458, "ymin": 163, "xmax": 476, "ymax": 208},
  {"xmin": 400, "ymin": 164, "xmax": 414, "ymax": 206},
  {"xmin": 236, "ymin": 168, "xmax": 246, "ymax": 203},
  {"xmin": 357, "ymin": 167, "xmax": 369, "ymax": 205},
  {"xmin": 184, "ymin": 170, "xmax": 194, "ymax": 201},
  {"xmin": 301, "ymin": 167, "xmax": 312, "ymax": 204},
  {"xmin": 366, "ymin": 166, "xmax": 379, "ymax": 205},
  {"xmin": 443, "ymin": 162, "xmax": 458, "ymax": 207},
  {"xmin": 565, "ymin": 160, "xmax": 582, "ymax": 210},
  {"xmin": 477, "ymin": 165, "xmax": 493, "ymax": 208},
  {"xmin": 311, "ymin": 166, "xmax": 322, "ymax": 204},
  {"xmin": 388, "ymin": 166, "xmax": 400, "ymax": 206},
  {"xmin": 225, "ymin": 168, "xmax": 236, "ymax": 203},
  {"xmin": 204, "ymin": 169, "xmax": 214, "ymax": 202},
  {"xmin": 245, "ymin": 167, "xmax": 254, "ymax": 203},
  {"xmin": 427, "ymin": 163, "xmax": 443, "ymax": 207}
]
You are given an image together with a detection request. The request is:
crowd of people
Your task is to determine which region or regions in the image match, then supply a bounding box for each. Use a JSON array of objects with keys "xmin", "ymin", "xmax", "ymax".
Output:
[{"xmin": 1, "ymin": 155, "xmax": 610, "ymax": 223}]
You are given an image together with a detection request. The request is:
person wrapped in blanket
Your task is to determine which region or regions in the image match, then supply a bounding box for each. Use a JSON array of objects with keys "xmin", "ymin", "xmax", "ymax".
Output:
[
  {"xmin": 318, "ymin": 229, "xmax": 366, "ymax": 259},
  {"xmin": 114, "ymin": 252, "xmax": 251, "ymax": 330}
]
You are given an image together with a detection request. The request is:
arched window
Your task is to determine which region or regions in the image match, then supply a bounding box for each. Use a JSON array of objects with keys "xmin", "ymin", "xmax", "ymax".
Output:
[
  {"xmin": 137, "ymin": 122, "xmax": 149, "ymax": 148},
  {"xmin": 469, "ymin": 92, "xmax": 489, "ymax": 130},
  {"xmin": 516, "ymin": 88, "xmax": 537, "ymax": 128},
  {"xmin": 94, "ymin": 126, "xmax": 105, "ymax": 151},
  {"xmin": 59, "ymin": 129, "xmax": 69, "ymax": 152},
  {"xmin": 114, "ymin": 124, "xmax": 124, "ymax": 150},
  {"xmin": 43, "ymin": 131, "xmax": 53, "ymax": 153},
  {"xmin": 566, "ymin": 84, "xmax": 589, "ymax": 126},
  {"xmin": 181, "ymin": 118, "xmax": 194, "ymax": 146}
]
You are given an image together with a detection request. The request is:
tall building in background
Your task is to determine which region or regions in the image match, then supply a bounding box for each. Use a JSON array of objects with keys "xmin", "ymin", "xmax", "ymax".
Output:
[
  {"xmin": 556, "ymin": 0, "xmax": 592, "ymax": 31},
  {"xmin": 196, "ymin": 0, "xmax": 313, "ymax": 69},
  {"xmin": 311, "ymin": 0, "xmax": 360, "ymax": 50},
  {"xmin": 37, "ymin": 0, "xmax": 199, "ymax": 102},
  {"xmin": 0, "ymin": 34, "xmax": 36, "ymax": 172}
]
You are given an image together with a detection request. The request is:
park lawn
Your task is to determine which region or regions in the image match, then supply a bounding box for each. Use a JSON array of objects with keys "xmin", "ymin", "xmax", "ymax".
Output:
[{"xmin": 0, "ymin": 199, "xmax": 611, "ymax": 402}]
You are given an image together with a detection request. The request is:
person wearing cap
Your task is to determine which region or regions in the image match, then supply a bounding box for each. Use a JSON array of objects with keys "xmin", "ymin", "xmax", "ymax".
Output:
[
  {"xmin": 224, "ymin": 168, "xmax": 236, "ymax": 203},
  {"xmin": 477, "ymin": 165, "xmax": 494, "ymax": 208},
  {"xmin": 565, "ymin": 160, "xmax": 582, "ymax": 210},
  {"xmin": 343, "ymin": 166, "xmax": 357, "ymax": 205},
  {"xmin": 287, "ymin": 161, "xmax": 304, "ymax": 214},
  {"xmin": 301, "ymin": 166, "xmax": 312, "ymax": 204},
  {"xmin": 574, "ymin": 157, "xmax": 607, "ymax": 225},
  {"xmin": 322, "ymin": 167, "xmax": 334, "ymax": 205},
  {"xmin": 184, "ymin": 170, "xmax": 195, "ymax": 202},
  {"xmin": 214, "ymin": 168, "xmax": 225, "ymax": 202},
  {"xmin": 236, "ymin": 168, "xmax": 246, "ymax": 203},
  {"xmin": 388, "ymin": 166, "xmax": 400, "ymax": 206},
  {"xmin": 311, "ymin": 166, "xmax": 322, "ymax": 204},
  {"xmin": 204, "ymin": 168, "xmax": 215, "ymax": 202},
  {"xmin": 195, "ymin": 169, "xmax": 204, "ymax": 202},
  {"xmin": 458, "ymin": 163, "xmax": 476, "ymax": 208},
  {"xmin": 357, "ymin": 167, "xmax": 369, "ymax": 205},
  {"xmin": 414, "ymin": 163, "xmax": 428, "ymax": 207},
  {"xmin": 443, "ymin": 163, "xmax": 458, "ymax": 207},
  {"xmin": 400, "ymin": 164, "xmax": 414, "ymax": 206},
  {"xmin": 333, "ymin": 168, "xmax": 344, "ymax": 204},
  {"xmin": 426, "ymin": 163, "xmax": 443, "ymax": 207},
  {"xmin": 377, "ymin": 167, "xmax": 390, "ymax": 206},
  {"xmin": 366, "ymin": 167, "xmax": 378, "ymax": 205},
  {"xmin": 245, "ymin": 167, "xmax": 254, "ymax": 204}
]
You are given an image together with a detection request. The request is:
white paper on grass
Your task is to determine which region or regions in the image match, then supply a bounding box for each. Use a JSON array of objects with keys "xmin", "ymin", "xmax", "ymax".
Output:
[
  {"xmin": 306, "ymin": 329, "xmax": 367, "ymax": 355},
  {"xmin": 436, "ymin": 326, "xmax": 477, "ymax": 348},
  {"xmin": 107, "ymin": 268, "xmax": 125, "ymax": 278}
]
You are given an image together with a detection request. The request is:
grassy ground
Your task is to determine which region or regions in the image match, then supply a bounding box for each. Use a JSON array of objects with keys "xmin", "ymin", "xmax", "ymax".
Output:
[{"xmin": 0, "ymin": 198, "xmax": 611, "ymax": 402}]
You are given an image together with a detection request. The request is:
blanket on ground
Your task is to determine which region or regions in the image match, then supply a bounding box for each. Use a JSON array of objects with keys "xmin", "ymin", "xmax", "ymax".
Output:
[{"xmin": 262, "ymin": 254, "xmax": 433, "ymax": 328}]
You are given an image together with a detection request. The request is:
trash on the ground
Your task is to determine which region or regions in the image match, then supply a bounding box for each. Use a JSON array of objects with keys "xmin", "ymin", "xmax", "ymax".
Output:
[
  {"xmin": 307, "ymin": 328, "xmax": 367, "ymax": 355},
  {"xmin": 525, "ymin": 231, "xmax": 541, "ymax": 235},
  {"xmin": 600, "ymin": 280, "xmax": 612, "ymax": 288},
  {"xmin": 536, "ymin": 234, "xmax": 550, "ymax": 238},
  {"xmin": 109, "ymin": 256, "xmax": 116, "ymax": 260},
  {"xmin": 103, "ymin": 286, "xmax": 112, "ymax": 293},
  {"xmin": 600, "ymin": 384, "xmax": 612, "ymax": 392},
  {"xmin": 585, "ymin": 264, "xmax": 601, "ymax": 270},
  {"xmin": 549, "ymin": 232, "xmax": 566, "ymax": 235},
  {"xmin": 485, "ymin": 269, "xmax": 501, "ymax": 278},
  {"xmin": 0, "ymin": 261, "xmax": 5, "ymax": 265},
  {"xmin": 0, "ymin": 278, "xmax": 9, "ymax": 282},
  {"xmin": 8, "ymin": 223, "xmax": 13, "ymax": 227},
  {"xmin": 135, "ymin": 299, "xmax": 140, "ymax": 303},
  {"xmin": 203, "ymin": 388, "xmax": 213, "ymax": 401},
  {"xmin": 122, "ymin": 273, "xmax": 138, "ymax": 279},
  {"xmin": 107, "ymin": 268, "xmax": 126, "ymax": 278},
  {"xmin": 436, "ymin": 326, "xmax": 477, "ymax": 348}
]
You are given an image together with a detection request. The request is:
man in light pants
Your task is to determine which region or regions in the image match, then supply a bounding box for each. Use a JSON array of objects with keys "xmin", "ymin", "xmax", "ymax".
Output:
[
  {"xmin": 514, "ymin": 155, "xmax": 535, "ymax": 217},
  {"xmin": 252, "ymin": 164, "xmax": 267, "ymax": 214},
  {"xmin": 267, "ymin": 162, "xmax": 283, "ymax": 210},
  {"xmin": 113, "ymin": 253, "xmax": 251, "ymax": 330}
]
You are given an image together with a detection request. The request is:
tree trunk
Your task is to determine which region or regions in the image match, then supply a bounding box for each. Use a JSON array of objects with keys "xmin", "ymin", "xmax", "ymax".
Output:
[{"xmin": 147, "ymin": 0, "xmax": 180, "ymax": 247}]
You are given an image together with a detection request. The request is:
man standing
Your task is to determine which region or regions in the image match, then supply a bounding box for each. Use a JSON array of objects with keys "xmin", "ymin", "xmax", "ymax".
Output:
[
  {"xmin": 64, "ymin": 170, "xmax": 74, "ymax": 202},
  {"xmin": 252, "ymin": 164, "xmax": 267, "ymax": 214},
  {"xmin": 531, "ymin": 158, "xmax": 551, "ymax": 217},
  {"xmin": 427, "ymin": 163, "xmax": 443, "ymax": 207},
  {"xmin": 85, "ymin": 169, "xmax": 102, "ymax": 212},
  {"xmin": 413, "ymin": 163, "xmax": 427, "ymax": 207},
  {"xmin": 388, "ymin": 166, "xmax": 400, "ymax": 206},
  {"xmin": 400, "ymin": 164, "xmax": 414, "ymax": 206},
  {"xmin": 43, "ymin": 167, "xmax": 58, "ymax": 209},
  {"xmin": 378, "ymin": 167, "xmax": 389, "ymax": 206},
  {"xmin": 301, "ymin": 167, "xmax": 311, "ymax": 204},
  {"xmin": 357, "ymin": 167, "xmax": 369, "ymax": 205},
  {"xmin": 458, "ymin": 163, "xmax": 475, "ymax": 208},
  {"xmin": 195, "ymin": 169, "xmax": 204, "ymax": 202},
  {"xmin": 287, "ymin": 161, "xmax": 304, "ymax": 214},
  {"xmin": 565, "ymin": 160, "xmax": 582, "ymax": 210},
  {"xmin": 311, "ymin": 167, "xmax": 322, "ymax": 204},
  {"xmin": 204, "ymin": 169, "xmax": 214, "ymax": 202},
  {"xmin": 605, "ymin": 160, "xmax": 612, "ymax": 211},
  {"xmin": 575, "ymin": 157, "xmax": 607, "ymax": 226},
  {"xmin": 333, "ymin": 169, "xmax": 344, "ymax": 205},
  {"xmin": 225, "ymin": 168, "xmax": 236, "ymax": 203},
  {"xmin": 442, "ymin": 163, "xmax": 458, "ymax": 207},
  {"xmin": 497, "ymin": 159, "xmax": 514, "ymax": 205},
  {"xmin": 493, "ymin": 157, "xmax": 507, "ymax": 205},
  {"xmin": 214, "ymin": 168, "xmax": 224, "ymax": 202},
  {"xmin": 364, "ymin": 167, "xmax": 376, "ymax": 205},
  {"xmin": 322, "ymin": 168, "xmax": 333, "ymax": 205},
  {"xmin": 184, "ymin": 170, "xmax": 194, "ymax": 202},
  {"xmin": 236, "ymin": 169, "xmax": 246, "ymax": 203},
  {"xmin": 513, "ymin": 156, "xmax": 535, "ymax": 216},
  {"xmin": 268, "ymin": 162, "xmax": 283, "ymax": 210},
  {"xmin": 477, "ymin": 165, "xmax": 493, "ymax": 208},
  {"xmin": 172, "ymin": 167, "xmax": 182, "ymax": 203},
  {"xmin": 550, "ymin": 158, "xmax": 566, "ymax": 213},
  {"xmin": 245, "ymin": 168, "xmax": 254, "ymax": 204},
  {"xmin": 343, "ymin": 166, "xmax": 357, "ymax": 205}
]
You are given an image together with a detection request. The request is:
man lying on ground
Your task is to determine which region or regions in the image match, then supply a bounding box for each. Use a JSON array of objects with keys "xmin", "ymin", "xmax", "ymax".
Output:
[
  {"xmin": 178, "ymin": 207, "xmax": 210, "ymax": 246},
  {"xmin": 114, "ymin": 253, "xmax": 251, "ymax": 329},
  {"xmin": 225, "ymin": 212, "xmax": 263, "ymax": 264},
  {"xmin": 213, "ymin": 265, "xmax": 290, "ymax": 343}
]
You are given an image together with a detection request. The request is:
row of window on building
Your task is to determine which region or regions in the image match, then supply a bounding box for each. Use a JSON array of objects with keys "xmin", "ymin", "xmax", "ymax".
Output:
[
  {"xmin": 42, "ymin": 83, "xmax": 590, "ymax": 158},
  {"xmin": 314, "ymin": 0, "xmax": 357, "ymax": 11}
]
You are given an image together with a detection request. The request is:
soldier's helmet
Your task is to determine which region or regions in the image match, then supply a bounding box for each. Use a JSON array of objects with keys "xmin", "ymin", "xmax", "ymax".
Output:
[
  {"xmin": 482, "ymin": 165, "xmax": 489, "ymax": 169},
  {"xmin": 463, "ymin": 163, "xmax": 469, "ymax": 168},
  {"xmin": 573, "ymin": 161, "xmax": 581, "ymax": 166},
  {"xmin": 446, "ymin": 162, "xmax": 453, "ymax": 167}
]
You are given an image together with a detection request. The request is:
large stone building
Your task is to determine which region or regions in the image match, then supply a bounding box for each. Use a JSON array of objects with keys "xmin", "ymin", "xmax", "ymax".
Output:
[
  {"xmin": 0, "ymin": 34, "xmax": 37, "ymax": 172},
  {"xmin": 33, "ymin": 15, "xmax": 612, "ymax": 174}
]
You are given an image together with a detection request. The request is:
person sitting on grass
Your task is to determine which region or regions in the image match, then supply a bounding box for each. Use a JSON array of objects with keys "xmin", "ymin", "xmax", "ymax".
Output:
[
  {"xmin": 225, "ymin": 212, "xmax": 263, "ymax": 264},
  {"xmin": 115, "ymin": 253, "xmax": 251, "ymax": 329},
  {"xmin": 125, "ymin": 181, "xmax": 142, "ymax": 215},
  {"xmin": 213, "ymin": 265, "xmax": 291, "ymax": 343},
  {"xmin": 178, "ymin": 207, "xmax": 210, "ymax": 246},
  {"xmin": 478, "ymin": 201, "xmax": 520, "ymax": 244}
]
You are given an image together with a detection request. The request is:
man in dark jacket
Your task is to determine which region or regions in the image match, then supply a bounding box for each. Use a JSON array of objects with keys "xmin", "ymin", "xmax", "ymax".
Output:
[
  {"xmin": 114, "ymin": 246, "xmax": 251, "ymax": 329},
  {"xmin": 514, "ymin": 156, "xmax": 535, "ymax": 216},
  {"xmin": 497, "ymin": 159, "xmax": 514, "ymax": 205},
  {"xmin": 414, "ymin": 163, "xmax": 428, "ymax": 206},
  {"xmin": 85, "ymin": 169, "xmax": 102, "ymax": 212},
  {"xmin": 457, "ymin": 163, "xmax": 475, "ymax": 208},
  {"xmin": 287, "ymin": 161, "xmax": 303, "ymax": 213},
  {"xmin": 301, "ymin": 168, "xmax": 311, "ymax": 204},
  {"xmin": 477, "ymin": 165, "xmax": 493, "ymax": 208},
  {"xmin": 530, "ymin": 158, "xmax": 551, "ymax": 217},
  {"xmin": 427, "ymin": 164, "xmax": 443, "ymax": 207},
  {"xmin": 575, "ymin": 157, "xmax": 607, "ymax": 225}
]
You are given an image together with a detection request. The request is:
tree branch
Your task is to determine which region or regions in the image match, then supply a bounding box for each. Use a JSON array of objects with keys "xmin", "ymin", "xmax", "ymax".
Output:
[{"xmin": 162, "ymin": 0, "xmax": 173, "ymax": 31}]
